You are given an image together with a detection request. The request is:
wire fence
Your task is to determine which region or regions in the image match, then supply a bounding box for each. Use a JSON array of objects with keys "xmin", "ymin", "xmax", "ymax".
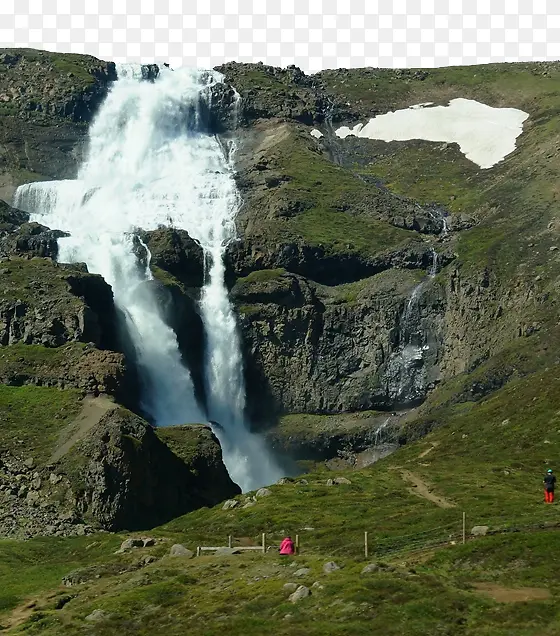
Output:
[{"xmin": 196, "ymin": 510, "xmax": 560, "ymax": 561}]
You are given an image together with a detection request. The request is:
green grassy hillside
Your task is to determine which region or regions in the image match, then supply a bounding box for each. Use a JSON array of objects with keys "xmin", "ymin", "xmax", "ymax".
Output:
[{"xmin": 2, "ymin": 367, "xmax": 560, "ymax": 634}]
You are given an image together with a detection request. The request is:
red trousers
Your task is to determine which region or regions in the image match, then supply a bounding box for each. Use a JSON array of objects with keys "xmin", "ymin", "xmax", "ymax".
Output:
[{"xmin": 545, "ymin": 489, "xmax": 555, "ymax": 503}]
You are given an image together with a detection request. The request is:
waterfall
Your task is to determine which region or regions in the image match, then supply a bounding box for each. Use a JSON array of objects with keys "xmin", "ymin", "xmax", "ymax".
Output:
[
  {"xmin": 385, "ymin": 249, "xmax": 439, "ymax": 405},
  {"xmin": 374, "ymin": 417, "xmax": 391, "ymax": 446},
  {"xmin": 14, "ymin": 65, "xmax": 282, "ymax": 491}
]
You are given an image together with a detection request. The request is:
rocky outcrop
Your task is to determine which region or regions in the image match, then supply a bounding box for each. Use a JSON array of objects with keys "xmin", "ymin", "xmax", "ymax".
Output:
[
  {"xmin": 141, "ymin": 64, "xmax": 159, "ymax": 82},
  {"xmin": 0, "ymin": 221, "xmax": 68, "ymax": 259},
  {"xmin": 139, "ymin": 227, "xmax": 204, "ymax": 289},
  {"xmin": 0, "ymin": 257, "xmax": 117, "ymax": 349},
  {"xmin": 0, "ymin": 407, "xmax": 239, "ymax": 537},
  {"xmin": 0, "ymin": 198, "xmax": 27, "ymax": 230},
  {"xmin": 155, "ymin": 424, "xmax": 241, "ymax": 503},
  {"xmin": 65, "ymin": 409, "xmax": 239, "ymax": 530},
  {"xmin": 227, "ymin": 237, "xmax": 448, "ymax": 286},
  {"xmin": 0, "ymin": 48, "xmax": 116, "ymax": 200},
  {"xmin": 0, "ymin": 49, "xmax": 116, "ymax": 123},
  {"xmin": 0, "ymin": 343, "xmax": 131, "ymax": 399},
  {"xmin": 265, "ymin": 411, "xmax": 401, "ymax": 462},
  {"xmin": 215, "ymin": 62, "xmax": 337, "ymax": 126}
]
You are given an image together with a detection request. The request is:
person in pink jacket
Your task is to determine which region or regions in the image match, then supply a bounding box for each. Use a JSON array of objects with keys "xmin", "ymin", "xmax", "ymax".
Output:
[{"xmin": 279, "ymin": 536, "xmax": 295, "ymax": 555}]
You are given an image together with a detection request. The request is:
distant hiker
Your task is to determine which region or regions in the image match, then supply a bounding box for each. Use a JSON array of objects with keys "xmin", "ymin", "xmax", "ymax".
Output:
[
  {"xmin": 279, "ymin": 536, "xmax": 295, "ymax": 555},
  {"xmin": 544, "ymin": 469, "xmax": 556, "ymax": 503}
]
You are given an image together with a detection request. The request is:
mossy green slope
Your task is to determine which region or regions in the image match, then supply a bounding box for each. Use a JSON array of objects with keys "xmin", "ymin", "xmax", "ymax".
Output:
[
  {"xmin": 240, "ymin": 127, "xmax": 416, "ymax": 263},
  {"xmin": 3, "ymin": 364, "xmax": 560, "ymax": 634}
]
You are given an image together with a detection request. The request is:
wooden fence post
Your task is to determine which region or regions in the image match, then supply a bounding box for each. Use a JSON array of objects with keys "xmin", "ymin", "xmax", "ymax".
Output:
[
  {"xmin": 295, "ymin": 534, "xmax": 299, "ymax": 555},
  {"xmin": 262, "ymin": 533, "xmax": 266, "ymax": 553},
  {"xmin": 196, "ymin": 546, "xmax": 201, "ymax": 557},
  {"xmin": 462, "ymin": 512, "xmax": 466, "ymax": 545},
  {"xmin": 364, "ymin": 531, "xmax": 369, "ymax": 559},
  {"xmin": 228, "ymin": 535, "xmax": 233, "ymax": 548}
]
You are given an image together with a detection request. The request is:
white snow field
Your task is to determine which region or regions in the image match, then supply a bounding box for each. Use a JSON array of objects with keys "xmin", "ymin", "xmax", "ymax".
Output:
[{"xmin": 333, "ymin": 98, "xmax": 529, "ymax": 169}]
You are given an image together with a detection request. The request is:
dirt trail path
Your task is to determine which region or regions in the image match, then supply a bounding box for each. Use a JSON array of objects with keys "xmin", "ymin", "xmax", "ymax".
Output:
[
  {"xmin": 399, "ymin": 469, "xmax": 456, "ymax": 509},
  {"xmin": 472, "ymin": 582, "xmax": 551, "ymax": 603},
  {"xmin": 50, "ymin": 395, "xmax": 116, "ymax": 464},
  {"xmin": 1, "ymin": 599, "xmax": 38, "ymax": 632},
  {"xmin": 417, "ymin": 442, "xmax": 440, "ymax": 459}
]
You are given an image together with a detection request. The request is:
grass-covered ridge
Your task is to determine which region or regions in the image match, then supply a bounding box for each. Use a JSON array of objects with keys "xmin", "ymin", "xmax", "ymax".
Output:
[
  {"xmin": 318, "ymin": 62, "xmax": 560, "ymax": 117},
  {"xmin": 3, "ymin": 364, "xmax": 560, "ymax": 633},
  {"xmin": 241, "ymin": 126, "xmax": 420, "ymax": 265},
  {"xmin": 0, "ymin": 343, "xmax": 87, "ymax": 377},
  {"xmin": 272, "ymin": 133, "xmax": 414, "ymax": 258},
  {"xmin": 0, "ymin": 258, "xmax": 84, "ymax": 305}
]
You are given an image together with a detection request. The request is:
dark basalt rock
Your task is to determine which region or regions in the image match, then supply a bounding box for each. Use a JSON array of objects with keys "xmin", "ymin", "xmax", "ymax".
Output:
[
  {"xmin": 0, "ymin": 199, "xmax": 28, "ymax": 231},
  {"xmin": 141, "ymin": 64, "xmax": 159, "ymax": 82},
  {"xmin": 69, "ymin": 411, "xmax": 240, "ymax": 531},
  {"xmin": 214, "ymin": 61, "xmax": 335, "ymax": 126},
  {"xmin": 138, "ymin": 227, "xmax": 204, "ymax": 289},
  {"xmin": 0, "ymin": 221, "xmax": 68, "ymax": 259}
]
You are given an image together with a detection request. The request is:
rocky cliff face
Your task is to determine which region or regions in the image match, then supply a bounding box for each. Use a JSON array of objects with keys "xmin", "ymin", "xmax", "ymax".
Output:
[
  {"xmin": 66, "ymin": 409, "xmax": 239, "ymax": 532},
  {"xmin": 231, "ymin": 268, "xmax": 445, "ymax": 420},
  {"xmin": 0, "ymin": 403, "xmax": 239, "ymax": 538},
  {"xmin": 219, "ymin": 63, "xmax": 560, "ymax": 434},
  {"xmin": 0, "ymin": 49, "xmax": 116, "ymax": 201}
]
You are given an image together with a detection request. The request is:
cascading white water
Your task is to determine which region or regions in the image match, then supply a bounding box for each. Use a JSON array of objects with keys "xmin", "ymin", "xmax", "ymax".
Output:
[
  {"xmin": 14, "ymin": 65, "xmax": 282, "ymax": 491},
  {"xmin": 386, "ymin": 249, "xmax": 439, "ymax": 404}
]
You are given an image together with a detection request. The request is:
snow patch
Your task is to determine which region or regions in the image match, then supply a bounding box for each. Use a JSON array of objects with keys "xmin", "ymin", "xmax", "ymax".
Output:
[
  {"xmin": 335, "ymin": 98, "xmax": 529, "ymax": 169},
  {"xmin": 310, "ymin": 128, "xmax": 323, "ymax": 139}
]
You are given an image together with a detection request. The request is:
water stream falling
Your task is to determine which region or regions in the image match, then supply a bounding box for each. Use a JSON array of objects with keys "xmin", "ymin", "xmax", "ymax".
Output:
[
  {"xmin": 14, "ymin": 65, "xmax": 282, "ymax": 491},
  {"xmin": 385, "ymin": 249, "xmax": 439, "ymax": 405}
]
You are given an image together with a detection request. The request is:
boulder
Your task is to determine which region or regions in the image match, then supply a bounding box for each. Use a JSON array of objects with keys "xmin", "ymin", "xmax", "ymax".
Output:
[
  {"xmin": 323, "ymin": 561, "xmax": 341, "ymax": 573},
  {"xmin": 471, "ymin": 525, "xmax": 489, "ymax": 537},
  {"xmin": 256, "ymin": 487, "xmax": 272, "ymax": 498},
  {"xmin": 85, "ymin": 609, "xmax": 110, "ymax": 622},
  {"xmin": 170, "ymin": 544, "xmax": 194, "ymax": 558},
  {"xmin": 333, "ymin": 477, "xmax": 352, "ymax": 485},
  {"xmin": 293, "ymin": 568, "xmax": 311, "ymax": 577},
  {"xmin": 223, "ymin": 499, "xmax": 239, "ymax": 510},
  {"xmin": 117, "ymin": 538, "xmax": 144, "ymax": 553},
  {"xmin": 283, "ymin": 582, "xmax": 298, "ymax": 592},
  {"xmin": 289, "ymin": 585, "xmax": 311, "ymax": 602},
  {"xmin": 362, "ymin": 563, "xmax": 380, "ymax": 574}
]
